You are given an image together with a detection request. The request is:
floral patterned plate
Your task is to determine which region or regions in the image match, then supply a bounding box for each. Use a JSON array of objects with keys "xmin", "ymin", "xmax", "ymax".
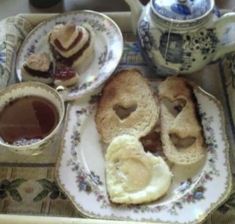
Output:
[
  {"xmin": 56, "ymin": 81, "xmax": 232, "ymax": 223},
  {"xmin": 15, "ymin": 10, "xmax": 123, "ymax": 101}
]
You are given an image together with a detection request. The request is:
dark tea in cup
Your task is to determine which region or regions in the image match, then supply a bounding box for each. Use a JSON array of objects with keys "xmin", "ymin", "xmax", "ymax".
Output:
[
  {"xmin": 0, "ymin": 96, "xmax": 59, "ymax": 146},
  {"xmin": 0, "ymin": 82, "xmax": 64, "ymax": 155}
]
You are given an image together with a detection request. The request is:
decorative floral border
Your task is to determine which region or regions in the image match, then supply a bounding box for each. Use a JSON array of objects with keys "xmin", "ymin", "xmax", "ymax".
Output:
[{"xmin": 56, "ymin": 82, "xmax": 232, "ymax": 223}]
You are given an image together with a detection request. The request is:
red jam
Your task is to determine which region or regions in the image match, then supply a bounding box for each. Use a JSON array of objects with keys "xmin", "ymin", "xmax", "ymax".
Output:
[{"xmin": 54, "ymin": 64, "xmax": 76, "ymax": 81}]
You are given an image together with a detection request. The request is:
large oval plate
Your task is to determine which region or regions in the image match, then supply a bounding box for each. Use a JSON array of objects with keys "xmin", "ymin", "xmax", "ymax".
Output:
[
  {"xmin": 56, "ymin": 80, "xmax": 232, "ymax": 223},
  {"xmin": 16, "ymin": 11, "xmax": 123, "ymax": 101}
]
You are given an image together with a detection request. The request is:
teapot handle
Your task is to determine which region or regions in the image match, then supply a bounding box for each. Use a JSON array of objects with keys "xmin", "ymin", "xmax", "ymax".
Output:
[{"xmin": 212, "ymin": 12, "xmax": 235, "ymax": 61}]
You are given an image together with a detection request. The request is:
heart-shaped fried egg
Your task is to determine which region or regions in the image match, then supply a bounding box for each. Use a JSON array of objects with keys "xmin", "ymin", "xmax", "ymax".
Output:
[{"xmin": 105, "ymin": 135, "xmax": 172, "ymax": 204}]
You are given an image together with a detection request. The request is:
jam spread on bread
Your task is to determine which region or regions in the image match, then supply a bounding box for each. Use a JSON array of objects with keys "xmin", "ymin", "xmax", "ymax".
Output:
[
  {"xmin": 54, "ymin": 64, "xmax": 76, "ymax": 80},
  {"xmin": 23, "ymin": 63, "xmax": 53, "ymax": 78}
]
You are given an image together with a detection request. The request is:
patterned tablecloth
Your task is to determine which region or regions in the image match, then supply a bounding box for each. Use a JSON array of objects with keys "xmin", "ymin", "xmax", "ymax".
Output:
[{"xmin": 0, "ymin": 13, "xmax": 235, "ymax": 224}]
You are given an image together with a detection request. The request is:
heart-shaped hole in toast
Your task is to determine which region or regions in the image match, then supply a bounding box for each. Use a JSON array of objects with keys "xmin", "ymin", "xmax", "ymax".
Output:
[
  {"xmin": 162, "ymin": 98, "xmax": 186, "ymax": 117},
  {"xmin": 170, "ymin": 133, "xmax": 196, "ymax": 148},
  {"xmin": 113, "ymin": 103, "xmax": 137, "ymax": 120}
]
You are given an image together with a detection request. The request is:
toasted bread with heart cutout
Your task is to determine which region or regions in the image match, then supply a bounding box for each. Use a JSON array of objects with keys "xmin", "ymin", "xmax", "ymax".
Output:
[
  {"xmin": 159, "ymin": 76, "xmax": 205, "ymax": 165},
  {"xmin": 95, "ymin": 69, "xmax": 159, "ymax": 144}
]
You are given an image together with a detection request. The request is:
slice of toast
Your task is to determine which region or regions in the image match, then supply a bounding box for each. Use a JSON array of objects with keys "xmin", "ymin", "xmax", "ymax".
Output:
[
  {"xmin": 159, "ymin": 76, "xmax": 205, "ymax": 165},
  {"xmin": 95, "ymin": 69, "xmax": 159, "ymax": 144}
]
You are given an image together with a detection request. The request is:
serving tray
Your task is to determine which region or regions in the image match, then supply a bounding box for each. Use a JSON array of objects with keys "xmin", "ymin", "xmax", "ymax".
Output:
[{"xmin": 0, "ymin": 11, "xmax": 234, "ymax": 224}]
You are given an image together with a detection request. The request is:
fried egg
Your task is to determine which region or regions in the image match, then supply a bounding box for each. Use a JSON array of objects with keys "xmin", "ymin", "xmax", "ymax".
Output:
[{"xmin": 105, "ymin": 134, "xmax": 172, "ymax": 204}]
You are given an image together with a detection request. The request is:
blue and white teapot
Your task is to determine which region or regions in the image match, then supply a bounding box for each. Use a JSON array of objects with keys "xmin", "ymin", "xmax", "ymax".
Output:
[{"xmin": 125, "ymin": 0, "xmax": 235, "ymax": 75}]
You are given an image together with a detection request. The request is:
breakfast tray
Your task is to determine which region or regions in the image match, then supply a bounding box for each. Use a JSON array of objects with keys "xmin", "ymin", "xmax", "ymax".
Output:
[{"xmin": 0, "ymin": 12, "xmax": 235, "ymax": 224}]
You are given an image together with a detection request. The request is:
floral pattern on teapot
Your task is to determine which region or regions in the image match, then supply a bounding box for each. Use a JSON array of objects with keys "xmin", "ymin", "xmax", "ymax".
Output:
[{"xmin": 138, "ymin": 18, "xmax": 219, "ymax": 74}]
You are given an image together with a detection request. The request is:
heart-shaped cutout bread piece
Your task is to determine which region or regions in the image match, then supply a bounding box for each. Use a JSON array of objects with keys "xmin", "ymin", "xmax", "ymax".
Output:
[
  {"xmin": 113, "ymin": 103, "xmax": 137, "ymax": 120},
  {"xmin": 58, "ymin": 24, "xmax": 77, "ymax": 46},
  {"xmin": 49, "ymin": 23, "xmax": 80, "ymax": 50},
  {"xmin": 162, "ymin": 97, "xmax": 186, "ymax": 117},
  {"xmin": 159, "ymin": 77, "xmax": 205, "ymax": 165},
  {"xmin": 105, "ymin": 135, "xmax": 172, "ymax": 204},
  {"xmin": 95, "ymin": 69, "xmax": 159, "ymax": 144}
]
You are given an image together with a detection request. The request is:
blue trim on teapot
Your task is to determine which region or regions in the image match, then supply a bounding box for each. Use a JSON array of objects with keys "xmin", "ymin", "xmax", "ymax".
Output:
[
  {"xmin": 171, "ymin": 3, "xmax": 191, "ymax": 16},
  {"xmin": 152, "ymin": 0, "xmax": 212, "ymax": 21}
]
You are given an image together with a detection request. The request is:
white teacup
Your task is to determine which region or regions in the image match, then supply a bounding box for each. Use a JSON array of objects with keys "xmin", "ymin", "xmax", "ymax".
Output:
[{"xmin": 0, "ymin": 82, "xmax": 65, "ymax": 155}]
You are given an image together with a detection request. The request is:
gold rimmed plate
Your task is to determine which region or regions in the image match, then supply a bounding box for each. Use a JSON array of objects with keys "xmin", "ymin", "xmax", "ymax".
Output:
[
  {"xmin": 55, "ymin": 78, "xmax": 232, "ymax": 223},
  {"xmin": 16, "ymin": 10, "xmax": 123, "ymax": 101}
]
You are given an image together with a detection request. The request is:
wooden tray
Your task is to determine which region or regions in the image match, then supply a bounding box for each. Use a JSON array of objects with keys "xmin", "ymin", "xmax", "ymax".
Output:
[{"xmin": 0, "ymin": 11, "xmax": 234, "ymax": 224}]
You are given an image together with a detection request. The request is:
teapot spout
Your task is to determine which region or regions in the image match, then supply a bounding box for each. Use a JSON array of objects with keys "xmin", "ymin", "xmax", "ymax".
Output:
[{"xmin": 124, "ymin": 0, "xmax": 143, "ymax": 34}]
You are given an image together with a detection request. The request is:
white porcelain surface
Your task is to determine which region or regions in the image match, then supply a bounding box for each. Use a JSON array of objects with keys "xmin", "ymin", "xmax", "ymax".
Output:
[
  {"xmin": 56, "ymin": 81, "xmax": 232, "ymax": 223},
  {"xmin": 16, "ymin": 10, "xmax": 123, "ymax": 101}
]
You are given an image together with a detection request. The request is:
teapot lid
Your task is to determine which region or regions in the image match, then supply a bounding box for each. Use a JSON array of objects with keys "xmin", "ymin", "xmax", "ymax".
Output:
[{"xmin": 151, "ymin": 0, "xmax": 214, "ymax": 22}]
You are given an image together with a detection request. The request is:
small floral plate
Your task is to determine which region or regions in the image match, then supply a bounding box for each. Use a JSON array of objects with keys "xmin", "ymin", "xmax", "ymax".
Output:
[
  {"xmin": 56, "ymin": 82, "xmax": 232, "ymax": 223},
  {"xmin": 16, "ymin": 10, "xmax": 123, "ymax": 101}
]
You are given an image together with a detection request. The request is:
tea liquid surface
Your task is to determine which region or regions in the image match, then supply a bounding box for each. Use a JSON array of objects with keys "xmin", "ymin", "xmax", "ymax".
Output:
[{"xmin": 0, "ymin": 96, "xmax": 59, "ymax": 144}]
